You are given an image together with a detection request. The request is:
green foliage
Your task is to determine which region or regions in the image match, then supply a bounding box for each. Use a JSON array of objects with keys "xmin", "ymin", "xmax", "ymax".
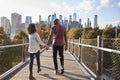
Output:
[
  {"xmin": 0, "ymin": 46, "xmax": 22, "ymax": 75},
  {"xmin": 81, "ymin": 27, "xmax": 92, "ymax": 39},
  {"xmin": 67, "ymin": 27, "xmax": 81, "ymax": 39},
  {"xmin": 36, "ymin": 23, "xmax": 50, "ymax": 39},
  {"xmin": 86, "ymin": 30, "xmax": 97, "ymax": 39},
  {"xmin": 116, "ymin": 28, "xmax": 120, "ymax": 38},
  {"xmin": 118, "ymin": 33, "xmax": 120, "ymax": 38},
  {"xmin": 102, "ymin": 24, "xmax": 115, "ymax": 38},
  {"xmin": 0, "ymin": 27, "xmax": 27, "ymax": 75},
  {"xmin": 14, "ymin": 29, "xmax": 28, "ymax": 43},
  {"xmin": 0, "ymin": 27, "xmax": 11, "ymax": 45},
  {"xmin": 94, "ymin": 26, "xmax": 102, "ymax": 35}
]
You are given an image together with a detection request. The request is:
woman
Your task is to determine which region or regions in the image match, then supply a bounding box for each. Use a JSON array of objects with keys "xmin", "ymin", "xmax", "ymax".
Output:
[{"xmin": 27, "ymin": 23, "xmax": 49, "ymax": 79}]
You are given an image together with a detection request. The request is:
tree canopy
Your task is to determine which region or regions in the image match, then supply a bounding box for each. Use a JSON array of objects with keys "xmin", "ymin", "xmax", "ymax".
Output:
[
  {"xmin": 36, "ymin": 23, "xmax": 50, "ymax": 39},
  {"xmin": 67, "ymin": 27, "xmax": 81, "ymax": 39}
]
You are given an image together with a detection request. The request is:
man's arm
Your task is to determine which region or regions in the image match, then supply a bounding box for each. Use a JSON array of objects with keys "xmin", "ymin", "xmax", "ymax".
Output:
[
  {"xmin": 47, "ymin": 29, "xmax": 53, "ymax": 45},
  {"xmin": 64, "ymin": 30, "xmax": 68, "ymax": 50}
]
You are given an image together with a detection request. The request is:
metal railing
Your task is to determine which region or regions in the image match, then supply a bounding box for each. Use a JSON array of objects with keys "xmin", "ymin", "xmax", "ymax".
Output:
[
  {"xmin": 0, "ymin": 40, "xmax": 29, "ymax": 79},
  {"xmin": 0, "ymin": 39, "xmax": 45, "ymax": 79},
  {"xmin": 68, "ymin": 35, "xmax": 120, "ymax": 80}
]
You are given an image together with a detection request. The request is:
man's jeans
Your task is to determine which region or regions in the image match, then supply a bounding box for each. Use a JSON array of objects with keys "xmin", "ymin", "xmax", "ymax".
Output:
[{"xmin": 53, "ymin": 45, "xmax": 64, "ymax": 70}]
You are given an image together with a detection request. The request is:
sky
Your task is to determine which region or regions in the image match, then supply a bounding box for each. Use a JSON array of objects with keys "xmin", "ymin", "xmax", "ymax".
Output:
[{"xmin": 0, "ymin": 0, "xmax": 120, "ymax": 29}]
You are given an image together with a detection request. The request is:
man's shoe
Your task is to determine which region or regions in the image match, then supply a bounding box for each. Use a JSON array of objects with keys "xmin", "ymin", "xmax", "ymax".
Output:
[
  {"xmin": 54, "ymin": 70, "xmax": 59, "ymax": 74},
  {"xmin": 60, "ymin": 69, "xmax": 64, "ymax": 74},
  {"xmin": 37, "ymin": 68, "xmax": 41, "ymax": 73}
]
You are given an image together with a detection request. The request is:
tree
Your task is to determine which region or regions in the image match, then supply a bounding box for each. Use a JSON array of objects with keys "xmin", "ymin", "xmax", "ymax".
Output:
[
  {"xmin": 102, "ymin": 24, "xmax": 115, "ymax": 38},
  {"xmin": 81, "ymin": 27, "xmax": 92, "ymax": 39},
  {"xmin": 13, "ymin": 29, "xmax": 28, "ymax": 43},
  {"xmin": 67, "ymin": 27, "xmax": 81, "ymax": 39},
  {"xmin": 0, "ymin": 27, "xmax": 11, "ymax": 45},
  {"xmin": 36, "ymin": 23, "xmax": 50, "ymax": 39},
  {"xmin": 118, "ymin": 33, "xmax": 120, "ymax": 38},
  {"xmin": 86, "ymin": 30, "xmax": 97, "ymax": 39}
]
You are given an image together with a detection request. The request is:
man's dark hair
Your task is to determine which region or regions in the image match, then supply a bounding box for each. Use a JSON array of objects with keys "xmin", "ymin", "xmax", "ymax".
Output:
[
  {"xmin": 27, "ymin": 23, "xmax": 36, "ymax": 34},
  {"xmin": 54, "ymin": 19, "xmax": 59, "ymax": 25}
]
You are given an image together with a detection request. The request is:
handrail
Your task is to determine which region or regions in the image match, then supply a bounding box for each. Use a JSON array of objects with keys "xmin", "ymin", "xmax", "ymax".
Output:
[
  {"xmin": 69, "ymin": 41, "xmax": 120, "ymax": 55},
  {"xmin": 68, "ymin": 36, "xmax": 120, "ymax": 80},
  {"xmin": 0, "ymin": 43, "xmax": 46, "ymax": 80},
  {"xmin": 0, "ymin": 43, "xmax": 29, "ymax": 48}
]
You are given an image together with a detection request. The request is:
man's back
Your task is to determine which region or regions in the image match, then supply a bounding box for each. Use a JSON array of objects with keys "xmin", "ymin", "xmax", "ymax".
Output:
[{"xmin": 52, "ymin": 24, "xmax": 66, "ymax": 46}]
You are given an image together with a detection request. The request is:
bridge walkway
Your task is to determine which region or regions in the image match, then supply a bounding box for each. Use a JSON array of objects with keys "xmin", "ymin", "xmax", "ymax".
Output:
[{"xmin": 10, "ymin": 48, "xmax": 92, "ymax": 80}]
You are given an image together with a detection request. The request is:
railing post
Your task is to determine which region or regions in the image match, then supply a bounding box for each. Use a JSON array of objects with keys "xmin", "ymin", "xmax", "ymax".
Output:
[
  {"xmin": 72, "ymin": 39, "xmax": 74, "ymax": 55},
  {"xmin": 24, "ymin": 37, "xmax": 26, "ymax": 61},
  {"xmin": 79, "ymin": 37, "xmax": 82, "ymax": 62},
  {"xmin": 22, "ymin": 37, "xmax": 25, "ymax": 62},
  {"xmin": 97, "ymin": 35, "xmax": 103, "ymax": 80}
]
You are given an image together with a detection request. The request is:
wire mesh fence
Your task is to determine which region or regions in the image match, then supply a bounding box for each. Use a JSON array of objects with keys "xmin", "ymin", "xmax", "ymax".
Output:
[
  {"xmin": 68, "ymin": 38, "xmax": 120, "ymax": 80},
  {"xmin": 103, "ymin": 38, "xmax": 120, "ymax": 80}
]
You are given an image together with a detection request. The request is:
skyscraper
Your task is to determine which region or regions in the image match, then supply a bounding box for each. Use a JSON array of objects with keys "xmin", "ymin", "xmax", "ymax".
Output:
[
  {"xmin": 63, "ymin": 19, "xmax": 68, "ymax": 29},
  {"xmin": 51, "ymin": 13, "xmax": 56, "ymax": 22},
  {"xmin": 79, "ymin": 18, "xmax": 83, "ymax": 28},
  {"xmin": 48, "ymin": 15, "xmax": 51, "ymax": 28},
  {"xmin": 87, "ymin": 18, "xmax": 90, "ymax": 28},
  {"xmin": 25, "ymin": 16, "xmax": 32, "ymax": 24},
  {"xmin": 79, "ymin": 18, "xmax": 81, "ymax": 24},
  {"xmin": 59, "ymin": 15, "xmax": 63, "ymax": 25},
  {"xmin": 0, "ymin": 17, "xmax": 11, "ymax": 34},
  {"xmin": 94, "ymin": 15, "xmax": 98, "ymax": 27},
  {"xmin": 73, "ymin": 12, "xmax": 77, "ymax": 21},
  {"xmin": 51, "ymin": 13, "xmax": 57, "ymax": 27},
  {"xmin": 11, "ymin": 13, "xmax": 22, "ymax": 35},
  {"xmin": 39, "ymin": 15, "xmax": 41, "ymax": 24},
  {"xmin": 69, "ymin": 15, "xmax": 72, "ymax": 23},
  {"xmin": 25, "ymin": 16, "xmax": 32, "ymax": 32}
]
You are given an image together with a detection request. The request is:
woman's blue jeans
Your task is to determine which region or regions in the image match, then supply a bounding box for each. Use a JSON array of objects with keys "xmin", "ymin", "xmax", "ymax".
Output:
[{"xmin": 29, "ymin": 51, "xmax": 40, "ymax": 74}]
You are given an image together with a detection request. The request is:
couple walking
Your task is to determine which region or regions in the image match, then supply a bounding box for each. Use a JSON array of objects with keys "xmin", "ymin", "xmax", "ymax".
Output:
[{"xmin": 27, "ymin": 19, "xmax": 68, "ymax": 79}]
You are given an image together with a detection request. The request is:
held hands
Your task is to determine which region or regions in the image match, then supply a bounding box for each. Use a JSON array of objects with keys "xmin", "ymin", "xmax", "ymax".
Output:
[
  {"xmin": 65, "ymin": 44, "xmax": 68, "ymax": 50},
  {"xmin": 45, "ymin": 44, "xmax": 49, "ymax": 50}
]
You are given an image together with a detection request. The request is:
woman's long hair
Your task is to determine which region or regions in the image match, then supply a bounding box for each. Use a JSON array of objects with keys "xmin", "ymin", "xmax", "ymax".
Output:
[{"xmin": 27, "ymin": 23, "xmax": 36, "ymax": 34}]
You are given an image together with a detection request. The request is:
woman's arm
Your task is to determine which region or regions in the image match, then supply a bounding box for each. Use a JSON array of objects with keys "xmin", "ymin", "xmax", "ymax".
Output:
[{"xmin": 36, "ymin": 33, "xmax": 49, "ymax": 50}]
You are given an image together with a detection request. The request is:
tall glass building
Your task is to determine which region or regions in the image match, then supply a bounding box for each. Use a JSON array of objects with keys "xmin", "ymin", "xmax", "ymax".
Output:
[
  {"xmin": 73, "ymin": 12, "xmax": 77, "ymax": 21},
  {"xmin": 0, "ymin": 17, "xmax": 11, "ymax": 34},
  {"xmin": 94, "ymin": 15, "xmax": 98, "ymax": 27},
  {"xmin": 69, "ymin": 15, "xmax": 72, "ymax": 23},
  {"xmin": 11, "ymin": 13, "xmax": 22, "ymax": 35},
  {"xmin": 51, "ymin": 13, "xmax": 56, "ymax": 27},
  {"xmin": 25, "ymin": 16, "xmax": 32, "ymax": 24},
  {"xmin": 59, "ymin": 15, "xmax": 63, "ymax": 25},
  {"xmin": 25, "ymin": 16, "xmax": 32, "ymax": 31}
]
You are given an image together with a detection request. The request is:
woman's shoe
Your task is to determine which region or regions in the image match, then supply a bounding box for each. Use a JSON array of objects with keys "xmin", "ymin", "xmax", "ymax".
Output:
[
  {"xmin": 29, "ymin": 74, "xmax": 34, "ymax": 80},
  {"xmin": 37, "ymin": 68, "xmax": 41, "ymax": 73}
]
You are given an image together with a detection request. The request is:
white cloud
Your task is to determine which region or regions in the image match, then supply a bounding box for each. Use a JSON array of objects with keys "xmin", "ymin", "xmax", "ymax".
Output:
[
  {"xmin": 76, "ymin": 0, "xmax": 95, "ymax": 12},
  {"xmin": 100, "ymin": 0, "xmax": 112, "ymax": 7},
  {"xmin": 48, "ymin": 2, "xmax": 74, "ymax": 17},
  {"xmin": 96, "ymin": 0, "xmax": 113, "ymax": 10},
  {"xmin": 118, "ymin": 2, "xmax": 120, "ymax": 7},
  {"xmin": 0, "ymin": 0, "xmax": 95, "ymax": 21},
  {"xmin": 112, "ymin": 20, "xmax": 120, "ymax": 26}
]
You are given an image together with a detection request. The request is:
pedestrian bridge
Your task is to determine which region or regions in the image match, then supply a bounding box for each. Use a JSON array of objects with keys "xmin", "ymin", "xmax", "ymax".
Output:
[{"xmin": 0, "ymin": 36, "xmax": 120, "ymax": 80}]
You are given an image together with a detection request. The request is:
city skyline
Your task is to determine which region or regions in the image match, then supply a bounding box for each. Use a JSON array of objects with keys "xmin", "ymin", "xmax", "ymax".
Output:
[{"xmin": 0, "ymin": 0, "xmax": 120, "ymax": 29}]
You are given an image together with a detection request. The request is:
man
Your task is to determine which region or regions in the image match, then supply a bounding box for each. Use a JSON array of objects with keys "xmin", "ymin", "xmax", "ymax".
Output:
[{"xmin": 48, "ymin": 19, "xmax": 68, "ymax": 74}]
